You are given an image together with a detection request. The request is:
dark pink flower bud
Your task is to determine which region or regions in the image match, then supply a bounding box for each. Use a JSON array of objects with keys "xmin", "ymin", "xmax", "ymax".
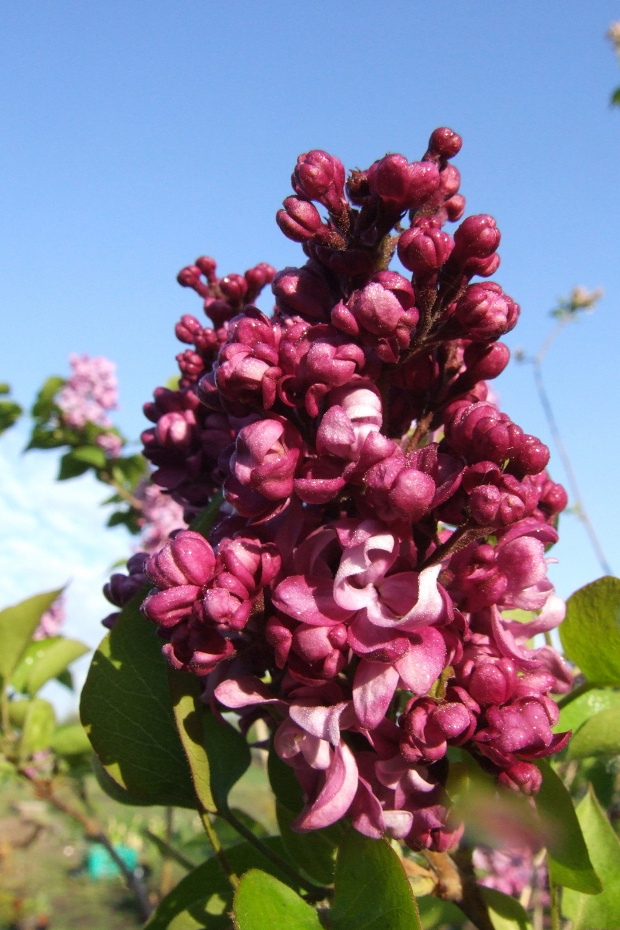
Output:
[
  {"xmin": 194, "ymin": 256, "xmax": 217, "ymax": 283},
  {"xmin": 218, "ymin": 535, "xmax": 281, "ymax": 593},
  {"xmin": 509, "ymin": 435, "xmax": 550, "ymax": 478},
  {"xmin": 276, "ymin": 197, "xmax": 324, "ymax": 242},
  {"xmin": 438, "ymin": 164, "xmax": 461, "ymax": 198},
  {"xmin": 244, "ymin": 262, "xmax": 276, "ymax": 302},
  {"xmin": 453, "ymin": 215, "xmax": 501, "ymax": 260},
  {"xmin": 142, "ymin": 584, "xmax": 201, "ymax": 628},
  {"xmin": 162, "ymin": 620, "xmax": 235, "ymax": 675},
  {"xmin": 469, "ymin": 657, "xmax": 517, "ymax": 706},
  {"xmin": 462, "ymin": 342, "xmax": 511, "ymax": 383},
  {"xmin": 175, "ymin": 314, "xmax": 203, "ymax": 344},
  {"xmin": 219, "ymin": 273, "xmax": 248, "ymax": 306},
  {"xmin": 398, "ymin": 224, "xmax": 454, "ymax": 277},
  {"xmin": 203, "ymin": 574, "xmax": 252, "ymax": 631},
  {"xmin": 292, "ymin": 149, "xmax": 346, "ymax": 214},
  {"xmin": 177, "ymin": 265, "xmax": 210, "ymax": 298},
  {"xmin": 154, "ymin": 410, "xmax": 196, "ymax": 451},
  {"xmin": 445, "ymin": 194, "xmax": 466, "ymax": 222},
  {"xmin": 226, "ymin": 417, "xmax": 302, "ymax": 515},
  {"xmin": 272, "ymin": 263, "xmax": 334, "ymax": 321},
  {"xmin": 427, "ymin": 127, "xmax": 462, "ymax": 159},
  {"xmin": 454, "ymin": 283, "xmax": 520, "ymax": 342},
  {"xmin": 367, "ymin": 153, "xmax": 412, "ymax": 208},
  {"xmin": 146, "ymin": 530, "xmax": 216, "ymax": 589},
  {"xmin": 497, "ymin": 761, "xmax": 542, "ymax": 795}
]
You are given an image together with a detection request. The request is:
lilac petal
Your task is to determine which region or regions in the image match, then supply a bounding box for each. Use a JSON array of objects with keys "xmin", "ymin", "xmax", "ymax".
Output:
[
  {"xmin": 272, "ymin": 574, "xmax": 353, "ymax": 626},
  {"xmin": 395, "ymin": 627, "xmax": 447, "ymax": 694},
  {"xmin": 353, "ymin": 661, "xmax": 399, "ymax": 729},
  {"xmin": 215, "ymin": 675, "xmax": 287, "ymax": 712},
  {"xmin": 383, "ymin": 810, "xmax": 415, "ymax": 839},
  {"xmin": 300, "ymin": 734, "xmax": 332, "ymax": 770},
  {"xmin": 365, "ymin": 564, "xmax": 445, "ymax": 629},
  {"xmin": 289, "ymin": 701, "xmax": 354, "ymax": 745},
  {"xmin": 293, "ymin": 743, "xmax": 358, "ymax": 831},
  {"xmin": 350, "ymin": 776, "xmax": 387, "ymax": 839},
  {"xmin": 491, "ymin": 607, "xmax": 540, "ymax": 669}
]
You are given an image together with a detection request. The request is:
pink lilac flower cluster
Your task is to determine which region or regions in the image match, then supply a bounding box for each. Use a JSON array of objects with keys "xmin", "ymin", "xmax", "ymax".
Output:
[
  {"xmin": 111, "ymin": 128, "xmax": 572, "ymax": 852},
  {"xmin": 56, "ymin": 353, "xmax": 123, "ymax": 458},
  {"xmin": 473, "ymin": 845, "xmax": 549, "ymax": 904},
  {"xmin": 34, "ymin": 594, "xmax": 66, "ymax": 640}
]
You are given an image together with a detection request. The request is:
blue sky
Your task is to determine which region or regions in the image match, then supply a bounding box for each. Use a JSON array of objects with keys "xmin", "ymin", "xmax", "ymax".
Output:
[{"xmin": 1, "ymin": 1, "xmax": 619, "ymax": 688}]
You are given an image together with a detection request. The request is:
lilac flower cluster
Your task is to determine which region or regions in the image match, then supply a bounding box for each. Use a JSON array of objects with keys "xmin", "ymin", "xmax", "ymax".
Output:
[
  {"xmin": 123, "ymin": 128, "xmax": 572, "ymax": 852},
  {"xmin": 34, "ymin": 594, "xmax": 66, "ymax": 640},
  {"xmin": 56, "ymin": 353, "xmax": 123, "ymax": 458}
]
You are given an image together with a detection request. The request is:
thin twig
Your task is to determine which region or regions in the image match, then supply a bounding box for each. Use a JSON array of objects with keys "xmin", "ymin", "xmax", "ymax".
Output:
[{"xmin": 22, "ymin": 772, "xmax": 153, "ymax": 921}]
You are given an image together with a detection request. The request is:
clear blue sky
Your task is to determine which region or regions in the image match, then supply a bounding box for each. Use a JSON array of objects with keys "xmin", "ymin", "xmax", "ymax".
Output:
[{"xmin": 1, "ymin": 0, "xmax": 619, "ymax": 625}]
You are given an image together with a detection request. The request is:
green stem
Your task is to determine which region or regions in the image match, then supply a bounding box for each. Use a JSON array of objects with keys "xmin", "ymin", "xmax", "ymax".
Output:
[
  {"xmin": 222, "ymin": 808, "xmax": 330, "ymax": 900},
  {"xmin": 199, "ymin": 809, "xmax": 239, "ymax": 889},
  {"xmin": 549, "ymin": 877, "xmax": 561, "ymax": 930}
]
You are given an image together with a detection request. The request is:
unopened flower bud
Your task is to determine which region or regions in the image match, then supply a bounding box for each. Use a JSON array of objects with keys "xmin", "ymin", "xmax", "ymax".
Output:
[
  {"xmin": 292, "ymin": 149, "xmax": 346, "ymax": 214},
  {"xmin": 219, "ymin": 273, "xmax": 248, "ymax": 305},
  {"xmin": 276, "ymin": 196, "xmax": 324, "ymax": 242},
  {"xmin": 427, "ymin": 127, "xmax": 463, "ymax": 159},
  {"xmin": 195, "ymin": 256, "xmax": 218, "ymax": 282},
  {"xmin": 454, "ymin": 283, "xmax": 520, "ymax": 342},
  {"xmin": 445, "ymin": 194, "xmax": 466, "ymax": 222},
  {"xmin": 398, "ymin": 224, "xmax": 454, "ymax": 277},
  {"xmin": 146, "ymin": 530, "xmax": 216, "ymax": 589},
  {"xmin": 175, "ymin": 314, "xmax": 203, "ymax": 344},
  {"xmin": 177, "ymin": 265, "xmax": 210, "ymax": 298},
  {"xmin": 453, "ymin": 215, "xmax": 501, "ymax": 260}
]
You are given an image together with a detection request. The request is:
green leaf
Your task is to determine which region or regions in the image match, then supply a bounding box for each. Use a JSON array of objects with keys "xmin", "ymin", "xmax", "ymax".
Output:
[
  {"xmin": 233, "ymin": 869, "xmax": 323, "ymax": 930},
  {"xmin": 91, "ymin": 755, "xmax": 164, "ymax": 806},
  {"xmin": 0, "ymin": 399, "xmax": 22, "ymax": 434},
  {"xmin": 202, "ymin": 708, "xmax": 251, "ymax": 813},
  {"xmin": 11, "ymin": 637, "xmax": 89, "ymax": 696},
  {"xmin": 0, "ymin": 590, "xmax": 64, "ymax": 683},
  {"xmin": 563, "ymin": 787, "xmax": 620, "ymax": 929},
  {"xmin": 276, "ymin": 801, "xmax": 341, "ymax": 886},
  {"xmin": 57, "ymin": 450, "xmax": 91, "ymax": 480},
  {"xmin": 51, "ymin": 722, "xmax": 93, "ymax": 757},
  {"xmin": 110, "ymin": 454, "xmax": 147, "ymax": 487},
  {"xmin": 332, "ymin": 827, "xmax": 422, "ymax": 930},
  {"xmin": 480, "ymin": 888, "xmax": 532, "ymax": 930},
  {"xmin": 80, "ymin": 593, "xmax": 197, "ymax": 808},
  {"xmin": 560, "ymin": 577, "xmax": 620, "ymax": 684},
  {"xmin": 168, "ymin": 668, "xmax": 216, "ymax": 813},
  {"xmin": 31, "ymin": 375, "xmax": 65, "ymax": 418},
  {"xmin": 611, "ymin": 86, "xmax": 620, "ymax": 106},
  {"xmin": 70, "ymin": 445, "xmax": 108, "ymax": 468},
  {"xmin": 18, "ymin": 698, "xmax": 56, "ymax": 760},
  {"xmin": 568, "ymin": 706, "xmax": 620, "ymax": 759},
  {"xmin": 144, "ymin": 838, "xmax": 298, "ymax": 930},
  {"xmin": 416, "ymin": 896, "xmax": 464, "ymax": 930},
  {"xmin": 535, "ymin": 761, "xmax": 602, "ymax": 894},
  {"xmin": 557, "ymin": 686, "xmax": 620, "ymax": 735}
]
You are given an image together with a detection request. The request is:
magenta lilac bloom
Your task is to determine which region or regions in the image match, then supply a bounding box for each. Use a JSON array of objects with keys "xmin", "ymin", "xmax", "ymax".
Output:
[{"xmin": 108, "ymin": 127, "xmax": 573, "ymax": 853}]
